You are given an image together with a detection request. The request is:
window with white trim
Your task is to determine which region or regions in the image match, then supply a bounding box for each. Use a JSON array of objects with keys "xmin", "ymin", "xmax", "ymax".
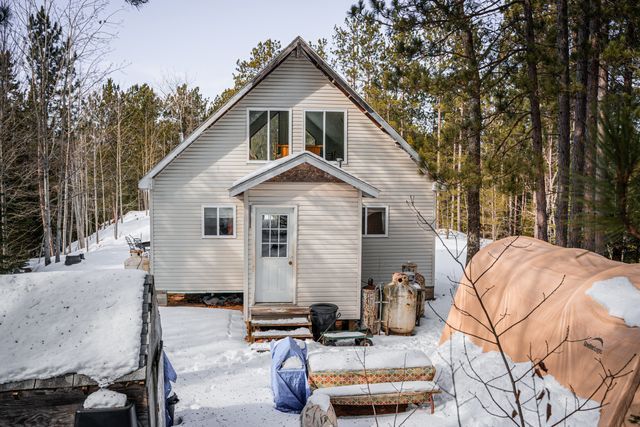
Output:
[
  {"xmin": 362, "ymin": 206, "xmax": 388, "ymax": 237},
  {"xmin": 202, "ymin": 205, "xmax": 236, "ymax": 238},
  {"xmin": 305, "ymin": 111, "xmax": 346, "ymax": 162},
  {"xmin": 248, "ymin": 109, "xmax": 290, "ymax": 161}
]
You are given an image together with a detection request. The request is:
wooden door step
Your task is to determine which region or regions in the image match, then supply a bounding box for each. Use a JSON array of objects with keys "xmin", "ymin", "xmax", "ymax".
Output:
[
  {"xmin": 252, "ymin": 327, "xmax": 313, "ymax": 341},
  {"xmin": 251, "ymin": 317, "xmax": 311, "ymax": 327},
  {"xmin": 250, "ymin": 305, "xmax": 310, "ymax": 316}
]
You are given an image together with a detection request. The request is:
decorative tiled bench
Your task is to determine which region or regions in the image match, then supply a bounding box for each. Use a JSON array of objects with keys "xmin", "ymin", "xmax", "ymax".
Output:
[{"xmin": 307, "ymin": 349, "xmax": 439, "ymax": 414}]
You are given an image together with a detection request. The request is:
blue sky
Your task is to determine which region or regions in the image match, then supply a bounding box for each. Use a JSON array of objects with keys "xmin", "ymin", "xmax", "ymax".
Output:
[{"xmin": 105, "ymin": 0, "xmax": 355, "ymax": 99}]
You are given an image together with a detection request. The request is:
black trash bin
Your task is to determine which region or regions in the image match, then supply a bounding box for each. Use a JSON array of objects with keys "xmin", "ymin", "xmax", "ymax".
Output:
[{"xmin": 310, "ymin": 303, "xmax": 339, "ymax": 341}]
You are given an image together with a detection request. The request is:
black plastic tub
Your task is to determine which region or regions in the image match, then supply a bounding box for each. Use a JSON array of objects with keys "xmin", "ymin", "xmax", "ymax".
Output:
[
  {"xmin": 310, "ymin": 303, "xmax": 339, "ymax": 341},
  {"xmin": 74, "ymin": 401, "xmax": 137, "ymax": 427}
]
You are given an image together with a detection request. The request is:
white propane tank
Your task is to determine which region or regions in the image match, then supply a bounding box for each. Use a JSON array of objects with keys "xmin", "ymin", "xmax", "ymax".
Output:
[{"xmin": 381, "ymin": 273, "xmax": 417, "ymax": 335}]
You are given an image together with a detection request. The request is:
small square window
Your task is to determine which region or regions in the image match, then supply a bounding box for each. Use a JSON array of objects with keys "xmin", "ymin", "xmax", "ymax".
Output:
[
  {"xmin": 203, "ymin": 206, "xmax": 236, "ymax": 238},
  {"xmin": 363, "ymin": 206, "xmax": 388, "ymax": 237}
]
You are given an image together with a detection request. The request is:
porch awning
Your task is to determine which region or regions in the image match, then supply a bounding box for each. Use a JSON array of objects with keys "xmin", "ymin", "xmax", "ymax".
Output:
[{"xmin": 229, "ymin": 151, "xmax": 379, "ymax": 198}]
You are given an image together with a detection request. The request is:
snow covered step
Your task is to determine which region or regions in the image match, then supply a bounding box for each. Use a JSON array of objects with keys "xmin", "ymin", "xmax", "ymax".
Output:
[
  {"xmin": 313, "ymin": 381, "xmax": 439, "ymax": 412},
  {"xmin": 315, "ymin": 381, "xmax": 439, "ymax": 397},
  {"xmin": 252, "ymin": 327, "xmax": 313, "ymax": 340},
  {"xmin": 250, "ymin": 305, "xmax": 310, "ymax": 316},
  {"xmin": 251, "ymin": 317, "xmax": 311, "ymax": 327}
]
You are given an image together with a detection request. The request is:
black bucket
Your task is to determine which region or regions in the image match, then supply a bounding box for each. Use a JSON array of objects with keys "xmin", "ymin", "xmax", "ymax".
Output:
[{"xmin": 310, "ymin": 303, "xmax": 339, "ymax": 341}]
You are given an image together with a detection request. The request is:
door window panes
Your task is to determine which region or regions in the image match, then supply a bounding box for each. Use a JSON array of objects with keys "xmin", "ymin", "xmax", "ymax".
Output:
[{"xmin": 260, "ymin": 214, "xmax": 288, "ymax": 257}]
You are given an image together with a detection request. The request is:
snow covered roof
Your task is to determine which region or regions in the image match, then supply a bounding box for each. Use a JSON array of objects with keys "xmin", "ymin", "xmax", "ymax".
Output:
[
  {"xmin": 228, "ymin": 151, "xmax": 379, "ymax": 197},
  {"xmin": 0, "ymin": 270, "xmax": 147, "ymax": 386},
  {"xmin": 138, "ymin": 36, "xmax": 420, "ymax": 190}
]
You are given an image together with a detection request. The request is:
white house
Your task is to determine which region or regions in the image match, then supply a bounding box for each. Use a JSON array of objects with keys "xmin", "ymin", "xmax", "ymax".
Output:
[{"xmin": 139, "ymin": 37, "xmax": 435, "ymax": 325}]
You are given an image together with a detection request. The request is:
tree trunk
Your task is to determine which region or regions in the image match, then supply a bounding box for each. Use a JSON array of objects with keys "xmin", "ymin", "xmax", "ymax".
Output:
[
  {"xmin": 595, "ymin": 24, "xmax": 608, "ymax": 254},
  {"xmin": 93, "ymin": 135, "xmax": 99, "ymax": 245},
  {"xmin": 461, "ymin": 25, "xmax": 482, "ymax": 263},
  {"xmin": 555, "ymin": 0, "xmax": 571, "ymax": 247},
  {"xmin": 523, "ymin": 0, "xmax": 548, "ymax": 241},
  {"xmin": 568, "ymin": 0, "xmax": 591, "ymax": 248},
  {"xmin": 436, "ymin": 101, "xmax": 441, "ymax": 228},
  {"xmin": 584, "ymin": 0, "xmax": 601, "ymax": 252},
  {"xmin": 42, "ymin": 149, "xmax": 52, "ymax": 264},
  {"xmin": 117, "ymin": 95, "xmax": 123, "ymax": 226}
]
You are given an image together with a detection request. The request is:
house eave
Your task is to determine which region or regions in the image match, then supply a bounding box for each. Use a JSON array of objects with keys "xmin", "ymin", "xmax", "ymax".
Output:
[{"xmin": 228, "ymin": 152, "xmax": 379, "ymax": 198}]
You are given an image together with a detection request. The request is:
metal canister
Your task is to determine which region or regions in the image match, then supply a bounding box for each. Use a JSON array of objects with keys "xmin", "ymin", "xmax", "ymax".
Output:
[
  {"xmin": 402, "ymin": 261, "xmax": 433, "ymax": 326},
  {"xmin": 381, "ymin": 273, "xmax": 417, "ymax": 335}
]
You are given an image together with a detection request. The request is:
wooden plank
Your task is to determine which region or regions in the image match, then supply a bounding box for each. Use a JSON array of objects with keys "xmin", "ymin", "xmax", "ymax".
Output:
[
  {"xmin": 252, "ymin": 321, "xmax": 311, "ymax": 328},
  {"xmin": 145, "ymin": 276, "xmax": 163, "ymax": 427},
  {"xmin": 0, "ymin": 380, "xmax": 35, "ymax": 392},
  {"xmin": 250, "ymin": 305, "xmax": 310, "ymax": 316},
  {"xmin": 34, "ymin": 375, "xmax": 74, "ymax": 389},
  {"xmin": 253, "ymin": 333, "xmax": 313, "ymax": 340}
]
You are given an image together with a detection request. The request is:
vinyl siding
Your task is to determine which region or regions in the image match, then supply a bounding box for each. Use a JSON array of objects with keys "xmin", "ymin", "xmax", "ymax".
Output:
[
  {"xmin": 151, "ymin": 53, "xmax": 435, "ymax": 308},
  {"xmin": 247, "ymin": 182, "xmax": 361, "ymax": 319}
]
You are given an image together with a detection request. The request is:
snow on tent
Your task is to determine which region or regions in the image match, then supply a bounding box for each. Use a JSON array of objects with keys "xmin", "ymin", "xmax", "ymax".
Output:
[
  {"xmin": 441, "ymin": 236, "xmax": 640, "ymax": 426},
  {"xmin": 0, "ymin": 270, "xmax": 165, "ymax": 426}
]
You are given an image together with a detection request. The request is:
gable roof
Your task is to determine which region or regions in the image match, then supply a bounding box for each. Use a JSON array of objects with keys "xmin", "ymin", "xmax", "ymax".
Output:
[
  {"xmin": 229, "ymin": 151, "xmax": 379, "ymax": 198},
  {"xmin": 138, "ymin": 36, "xmax": 420, "ymax": 190}
]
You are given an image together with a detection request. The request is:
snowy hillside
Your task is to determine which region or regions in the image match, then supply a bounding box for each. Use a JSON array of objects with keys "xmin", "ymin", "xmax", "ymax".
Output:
[{"xmin": 30, "ymin": 211, "xmax": 150, "ymax": 272}]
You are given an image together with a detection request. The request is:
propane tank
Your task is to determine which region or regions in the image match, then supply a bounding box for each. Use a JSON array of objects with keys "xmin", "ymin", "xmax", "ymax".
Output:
[{"xmin": 381, "ymin": 273, "xmax": 417, "ymax": 335}]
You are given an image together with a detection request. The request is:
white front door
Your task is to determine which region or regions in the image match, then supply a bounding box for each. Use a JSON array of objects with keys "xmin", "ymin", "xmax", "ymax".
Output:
[{"xmin": 255, "ymin": 207, "xmax": 295, "ymax": 303}]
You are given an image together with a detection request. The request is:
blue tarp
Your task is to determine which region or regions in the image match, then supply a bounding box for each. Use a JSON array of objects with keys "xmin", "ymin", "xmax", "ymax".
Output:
[
  {"xmin": 270, "ymin": 337, "xmax": 311, "ymax": 413},
  {"xmin": 163, "ymin": 351, "xmax": 178, "ymax": 426}
]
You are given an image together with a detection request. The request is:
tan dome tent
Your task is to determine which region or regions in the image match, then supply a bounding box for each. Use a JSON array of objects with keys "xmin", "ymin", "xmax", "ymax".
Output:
[{"xmin": 441, "ymin": 237, "xmax": 640, "ymax": 426}]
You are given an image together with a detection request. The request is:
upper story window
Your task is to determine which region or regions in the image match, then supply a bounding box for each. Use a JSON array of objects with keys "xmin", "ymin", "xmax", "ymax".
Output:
[
  {"xmin": 249, "ymin": 109, "xmax": 290, "ymax": 161},
  {"xmin": 305, "ymin": 111, "xmax": 346, "ymax": 162}
]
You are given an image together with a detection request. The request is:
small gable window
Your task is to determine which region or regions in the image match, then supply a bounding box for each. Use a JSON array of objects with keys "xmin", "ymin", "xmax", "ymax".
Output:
[
  {"xmin": 305, "ymin": 111, "xmax": 346, "ymax": 162},
  {"xmin": 362, "ymin": 206, "xmax": 388, "ymax": 237},
  {"xmin": 202, "ymin": 205, "xmax": 236, "ymax": 238},
  {"xmin": 249, "ymin": 109, "xmax": 290, "ymax": 161}
]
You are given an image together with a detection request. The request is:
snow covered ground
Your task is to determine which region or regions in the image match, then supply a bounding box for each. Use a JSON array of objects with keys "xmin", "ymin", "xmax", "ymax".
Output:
[
  {"xmin": 161, "ymin": 232, "xmax": 597, "ymax": 427},
  {"xmin": 25, "ymin": 213, "xmax": 599, "ymax": 426}
]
